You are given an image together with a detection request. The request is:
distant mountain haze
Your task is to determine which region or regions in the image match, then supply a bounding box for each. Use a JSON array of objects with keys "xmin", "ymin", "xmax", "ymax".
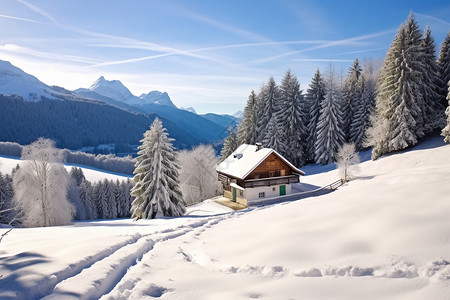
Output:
[{"xmin": 0, "ymin": 60, "xmax": 240, "ymax": 152}]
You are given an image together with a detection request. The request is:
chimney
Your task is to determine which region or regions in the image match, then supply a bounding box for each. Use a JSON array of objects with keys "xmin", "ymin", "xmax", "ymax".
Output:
[{"xmin": 255, "ymin": 142, "xmax": 262, "ymax": 151}]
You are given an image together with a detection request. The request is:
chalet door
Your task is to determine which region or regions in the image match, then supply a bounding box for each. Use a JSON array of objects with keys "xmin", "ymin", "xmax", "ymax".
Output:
[
  {"xmin": 279, "ymin": 185, "xmax": 286, "ymax": 196},
  {"xmin": 232, "ymin": 188, "xmax": 237, "ymax": 202}
]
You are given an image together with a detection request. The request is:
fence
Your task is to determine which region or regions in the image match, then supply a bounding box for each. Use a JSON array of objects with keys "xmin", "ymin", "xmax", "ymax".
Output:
[{"xmin": 247, "ymin": 179, "xmax": 344, "ymax": 207}]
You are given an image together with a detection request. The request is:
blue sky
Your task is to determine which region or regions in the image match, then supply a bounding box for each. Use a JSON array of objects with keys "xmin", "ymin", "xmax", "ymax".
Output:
[{"xmin": 0, "ymin": 0, "xmax": 449, "ymax": 114}]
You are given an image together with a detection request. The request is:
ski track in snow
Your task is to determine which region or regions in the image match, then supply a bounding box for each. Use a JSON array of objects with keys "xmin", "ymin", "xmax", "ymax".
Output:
[
  {"xmin": 99, "ymin": 215, "xmax": 236, "ymax": 299},
  {"xmin": 37, "ymin": 214, "xmax": 236, "ymax": 300}
]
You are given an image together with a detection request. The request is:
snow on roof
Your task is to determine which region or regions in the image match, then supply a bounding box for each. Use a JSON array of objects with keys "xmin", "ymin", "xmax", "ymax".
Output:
[{"xmin": 216, "ymin": 144, "xmax": 305, "ymax": 179}]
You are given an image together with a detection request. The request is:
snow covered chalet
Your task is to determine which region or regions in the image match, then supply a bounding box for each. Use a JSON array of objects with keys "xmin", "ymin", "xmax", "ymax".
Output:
[{"xmin": 216, "ymin": 143, "xmax": 305, "ymax": 206}]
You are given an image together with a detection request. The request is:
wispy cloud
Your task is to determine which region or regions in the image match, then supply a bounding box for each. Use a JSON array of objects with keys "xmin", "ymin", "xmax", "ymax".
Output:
[
  {"xmin": 87, "ymin": 53, "xmax": 173, "ymax": 68},
  {"xmin": 333, "ymin": 47, "xmax": 387, "ymax": 56},
  {"xmin": 171, "ymin": 4, "xmax": 270, "ymax": 43},
  {"xmin": 0, "ymin": 44, "xmax": 103, "ymax": 64},
  {"xmin": 415, "ymin": 12, "xmax": 450, "ymax": 27},
  {"xmin": 15, "ymin": 0, "xmax": 60, "ymax": 26},
  {"xmin": 292, "ymin": 58, "xmax": 353, "ymax": 62},
  {"xmin": 249, "ymin": 28, "xmax": 396, "ymax": 65},
  {"xmin": 0, "ymin": 14, "xmax": 44, "ymax": 24}
]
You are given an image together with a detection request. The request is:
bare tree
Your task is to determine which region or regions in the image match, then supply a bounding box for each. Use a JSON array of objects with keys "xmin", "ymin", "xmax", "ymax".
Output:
[
  {"xmin": 179, "ymin": 145, "xmax": 219, "ymax": 205},
  {"xmin": 13, "ymin": 138, "xmax": 74, "ymax": 227},
  {"xmin": 336, "ymin": 143, "xmax": 360, "ymax": 182}
]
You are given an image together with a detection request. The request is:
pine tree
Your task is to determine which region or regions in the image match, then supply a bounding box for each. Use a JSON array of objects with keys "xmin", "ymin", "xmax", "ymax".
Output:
[
  {"xmin": 0, "ymin": 172, "xmax": 15, "ymax": 224},
  {"xmin": 131, "ymin": 118, "xmax": 185, "ymax": 219},
  {"xmin": 263, "ymin": 115, "xmax": 286, "ymax": 155},
  {"xmin": 305, "ymin": 69, "xmax": 326, "ymax": 162},
  {"xmin": 123, "ymin": 179, "xmax": 134, "ymax": 218},
  {"xmin": 237, "ymin": 90, "xmax": 258, "ymax": 145},
  {"xmin": 341, "ymin": 58, "xmax": 362, "ymax": 141},
  {"xmin": 314, "ymin": 69, "xmax": 345, "ymax": 165},
  {"xmin": 438, "ymin": 32, "xmax": 450, "ymax": 107},
  {"xmin": 69, "ymin": 167, "xmax": 86, "ymax": 186},
  {"xmin": 421, "ymin": 26, "xmax": 445, "ymax": 132},
  {"xmin": 441, "ymin": 81, "xmax": 450, "ymax": 143},
  {"xmin": 220, "ymin": 127, "xmax": 238, "ymax": 161},
  {"xmin": 103, "ymin": 179, "xmax": 117, "ymax": 219},
  {"xmin": 94, "ymin": 181, "xmax": 107, "ymax": 219},
  {"xmin": 113, "ymin": 179, "xmax": 124, "ymax": 218},
  {"xmin": 256, "ymin": 77, "xmax": 280, "ymax": 142},
  {"xmin": 349, "ymin": 64, "xmax": 376, "ymax": 150},
  {"xmin": 370, "ymin": 14, "xmax": 426, "ymax": 159},
  {"xmin": 79, "ymin": 180, "xmax": 95, "ymax": 219},
  {"xmin": 276, "ymin": 69, "xmax": 307, "ymax": 166}
]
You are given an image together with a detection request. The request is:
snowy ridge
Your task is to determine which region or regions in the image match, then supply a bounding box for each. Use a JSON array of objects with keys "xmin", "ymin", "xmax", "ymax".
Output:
[
  {"xmin": 86, "ymin": 76, "xmax": 175, "ymax": 107},
  {"xmin": 0, "ymin": 60, "xmax": 62, "ymax": 101}
]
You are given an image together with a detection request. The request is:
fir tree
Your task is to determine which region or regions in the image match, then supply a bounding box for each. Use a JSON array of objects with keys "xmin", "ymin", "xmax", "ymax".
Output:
[
  {"xmin": 79, "ymin": 180, "xmax": 95, "ymax": 219},
  {"xmin": 220, "ymin": 127, "xmax": 238, "ymax": 162},
  {"xmin": 131, "ymin": 118, "xmax": 185, "ymax": 219},
  {"xmin": 263, "ymin": 115, "xmax": 286, "ymax": 155},
  {"xmin": 370, "ymin": 14, "xmax": 426, "ymax": 159},
  {"xmin": 314, "ymin": 69, "xmax": 345, "ymax": 165},
  {"xmin": 94, "ymin": 181, "xmax": 107, "ymax": 219},
  {"xmin": 341, "ymin": 58, "xmax": 362, "ymax": 141},
  {"xmin": 305, "ymin": 69, "xmax": 326, "ymax": 162},
  {"xmin": 441, "ymin": 81, "xmax": 450, "ymax": 143},
  {"xmin": 421, "ymin": 26, "xmax": 445, "ymax": 132},
  {"xmin": 237, "ymin": 90, "xmax": 258, "ymax": 145},
  {"xmin": 276, "ymin": 69, "xmax": 307, "ymax": 166},
  {"xmin": 0, "ymin": 172, "xmax": 15, "ymax": 224},
  {"xmin": 256, "ymin": 77, "xmax": 280, "ymax": 142},
  {"xmin": 438, "ymin": 32, "xmax": 450, "ymax": 107},
  {"xmin": 103, "ymin": 179, "xmax": 117, "ymax": 219},
  {"xmin": 69, "ymin": 167, "xmax": 86, "ymax": 186},
  {"xmin": 349, "ymin": 64, "xmax": 376, "ymax": 150}
]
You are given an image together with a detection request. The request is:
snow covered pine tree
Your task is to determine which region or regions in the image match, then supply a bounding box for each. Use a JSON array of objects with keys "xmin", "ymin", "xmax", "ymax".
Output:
[
  {"xmin": 305, "ymin": 69, "xmax": 326, "ymax": 162},
  {"xmin": 131, "ymin": 117, "xmax": 185, "ymax": 219},
  {"xmin": 314, "ymin": 68, "xmax": 345, "ymax": 165}
]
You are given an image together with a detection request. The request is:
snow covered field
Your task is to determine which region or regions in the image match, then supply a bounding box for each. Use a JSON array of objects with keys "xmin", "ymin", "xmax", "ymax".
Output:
[
  {"xmin": 1, "ymin": 137, "xmax": 450, "ymax": 299},
  {"xmin": 0, "ymin": 155, "xmax": 131, "ymax": 183}
]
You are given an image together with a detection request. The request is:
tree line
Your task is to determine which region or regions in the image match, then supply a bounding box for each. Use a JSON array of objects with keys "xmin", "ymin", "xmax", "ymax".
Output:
[
  {"xmin": 0, "ymin": 141, "xmax": 135, "ymax": 175},
  {"xmin": 222, "ymin": 13, "xmax": 450, "ymax": 164}
]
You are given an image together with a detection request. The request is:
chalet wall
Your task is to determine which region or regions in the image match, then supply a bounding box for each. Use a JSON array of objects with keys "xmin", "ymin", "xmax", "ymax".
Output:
[
  {"xmin": 246, "ymin": 153, "xmax": 291, "ymax": 180},
  {"xmin": 245, "ymin": 184, "xmax": 292, "ymax": 201}
]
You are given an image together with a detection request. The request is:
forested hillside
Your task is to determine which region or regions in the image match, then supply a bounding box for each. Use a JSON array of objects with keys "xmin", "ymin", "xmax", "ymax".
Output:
[{"xmin": 0, "ymin": 95, "xmax": 200, "ymax": 150}]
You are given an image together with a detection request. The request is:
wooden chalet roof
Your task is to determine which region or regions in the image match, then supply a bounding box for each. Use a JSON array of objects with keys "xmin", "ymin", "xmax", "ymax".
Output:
[{"xmin": 216, "ymin": 144, "xmax": 305, "ymax": 180}]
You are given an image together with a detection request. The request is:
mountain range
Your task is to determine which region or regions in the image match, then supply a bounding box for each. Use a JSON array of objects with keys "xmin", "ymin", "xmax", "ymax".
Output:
[{"xmin": 0, "ymin": 60, "xmax": 241, "ymax": 152}]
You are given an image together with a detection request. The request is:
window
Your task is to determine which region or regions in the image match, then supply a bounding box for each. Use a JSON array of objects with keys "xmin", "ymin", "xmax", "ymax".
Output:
[
  {"xmin": 280, "ymin": 169, "xmax": 285, "ymax": 176},
  {"xmin": 239, "ymin": 190, "xmax": 244, "ymax": 197},
  {"xmin": 259, "ymin": 192, "xmax": 265, "ymax": 198},
  {"xmin": 269, "ymin": 171, "xmax": 275, "ymax": 177},
  {"xmin": 272, "ymin": 187, "xmax": 276, "ymax": 191}
]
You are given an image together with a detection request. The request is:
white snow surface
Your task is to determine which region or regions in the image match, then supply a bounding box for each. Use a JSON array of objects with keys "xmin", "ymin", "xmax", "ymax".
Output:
[
  {"xmin": 0, "ymin": 155, "xmax": 131, "ymax": 183},
  {"xmin": 1, "ymin": 136, "xmax": 450, "ymax": 299}
]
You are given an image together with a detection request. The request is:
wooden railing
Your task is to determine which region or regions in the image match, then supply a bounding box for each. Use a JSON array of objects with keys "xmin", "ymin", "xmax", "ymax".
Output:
[{"xmin": 247, "ymin": 179, "xmax": 345, "ymax": 207}]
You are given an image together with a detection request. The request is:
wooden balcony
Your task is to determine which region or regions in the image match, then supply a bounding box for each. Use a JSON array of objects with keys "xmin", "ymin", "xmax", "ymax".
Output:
[{"xmin": 243, "ymin": 175, "xmax": 299, "ymax": 188}]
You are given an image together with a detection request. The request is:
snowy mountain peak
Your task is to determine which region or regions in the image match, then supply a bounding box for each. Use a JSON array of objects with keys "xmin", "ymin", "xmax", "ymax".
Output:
[
  {"xmin": 139, "ymin": 91, "xmax": 175, "ymax": 107},
  {"xmin": 0, "ymin": 60, "xmax": 57, "ymax": 101},
  {"xmin": 180, "ymin": 107, "xmax": 197, "ymax": 114},
  {"xmin": 88, "ymin": 76, "xmax": 135, "ymax": 104}
]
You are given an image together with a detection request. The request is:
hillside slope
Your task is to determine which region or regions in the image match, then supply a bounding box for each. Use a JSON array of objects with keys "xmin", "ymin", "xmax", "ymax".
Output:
[{"xmin": 0, "ymin": 137, "xmax": 449, "ymax": 299}]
